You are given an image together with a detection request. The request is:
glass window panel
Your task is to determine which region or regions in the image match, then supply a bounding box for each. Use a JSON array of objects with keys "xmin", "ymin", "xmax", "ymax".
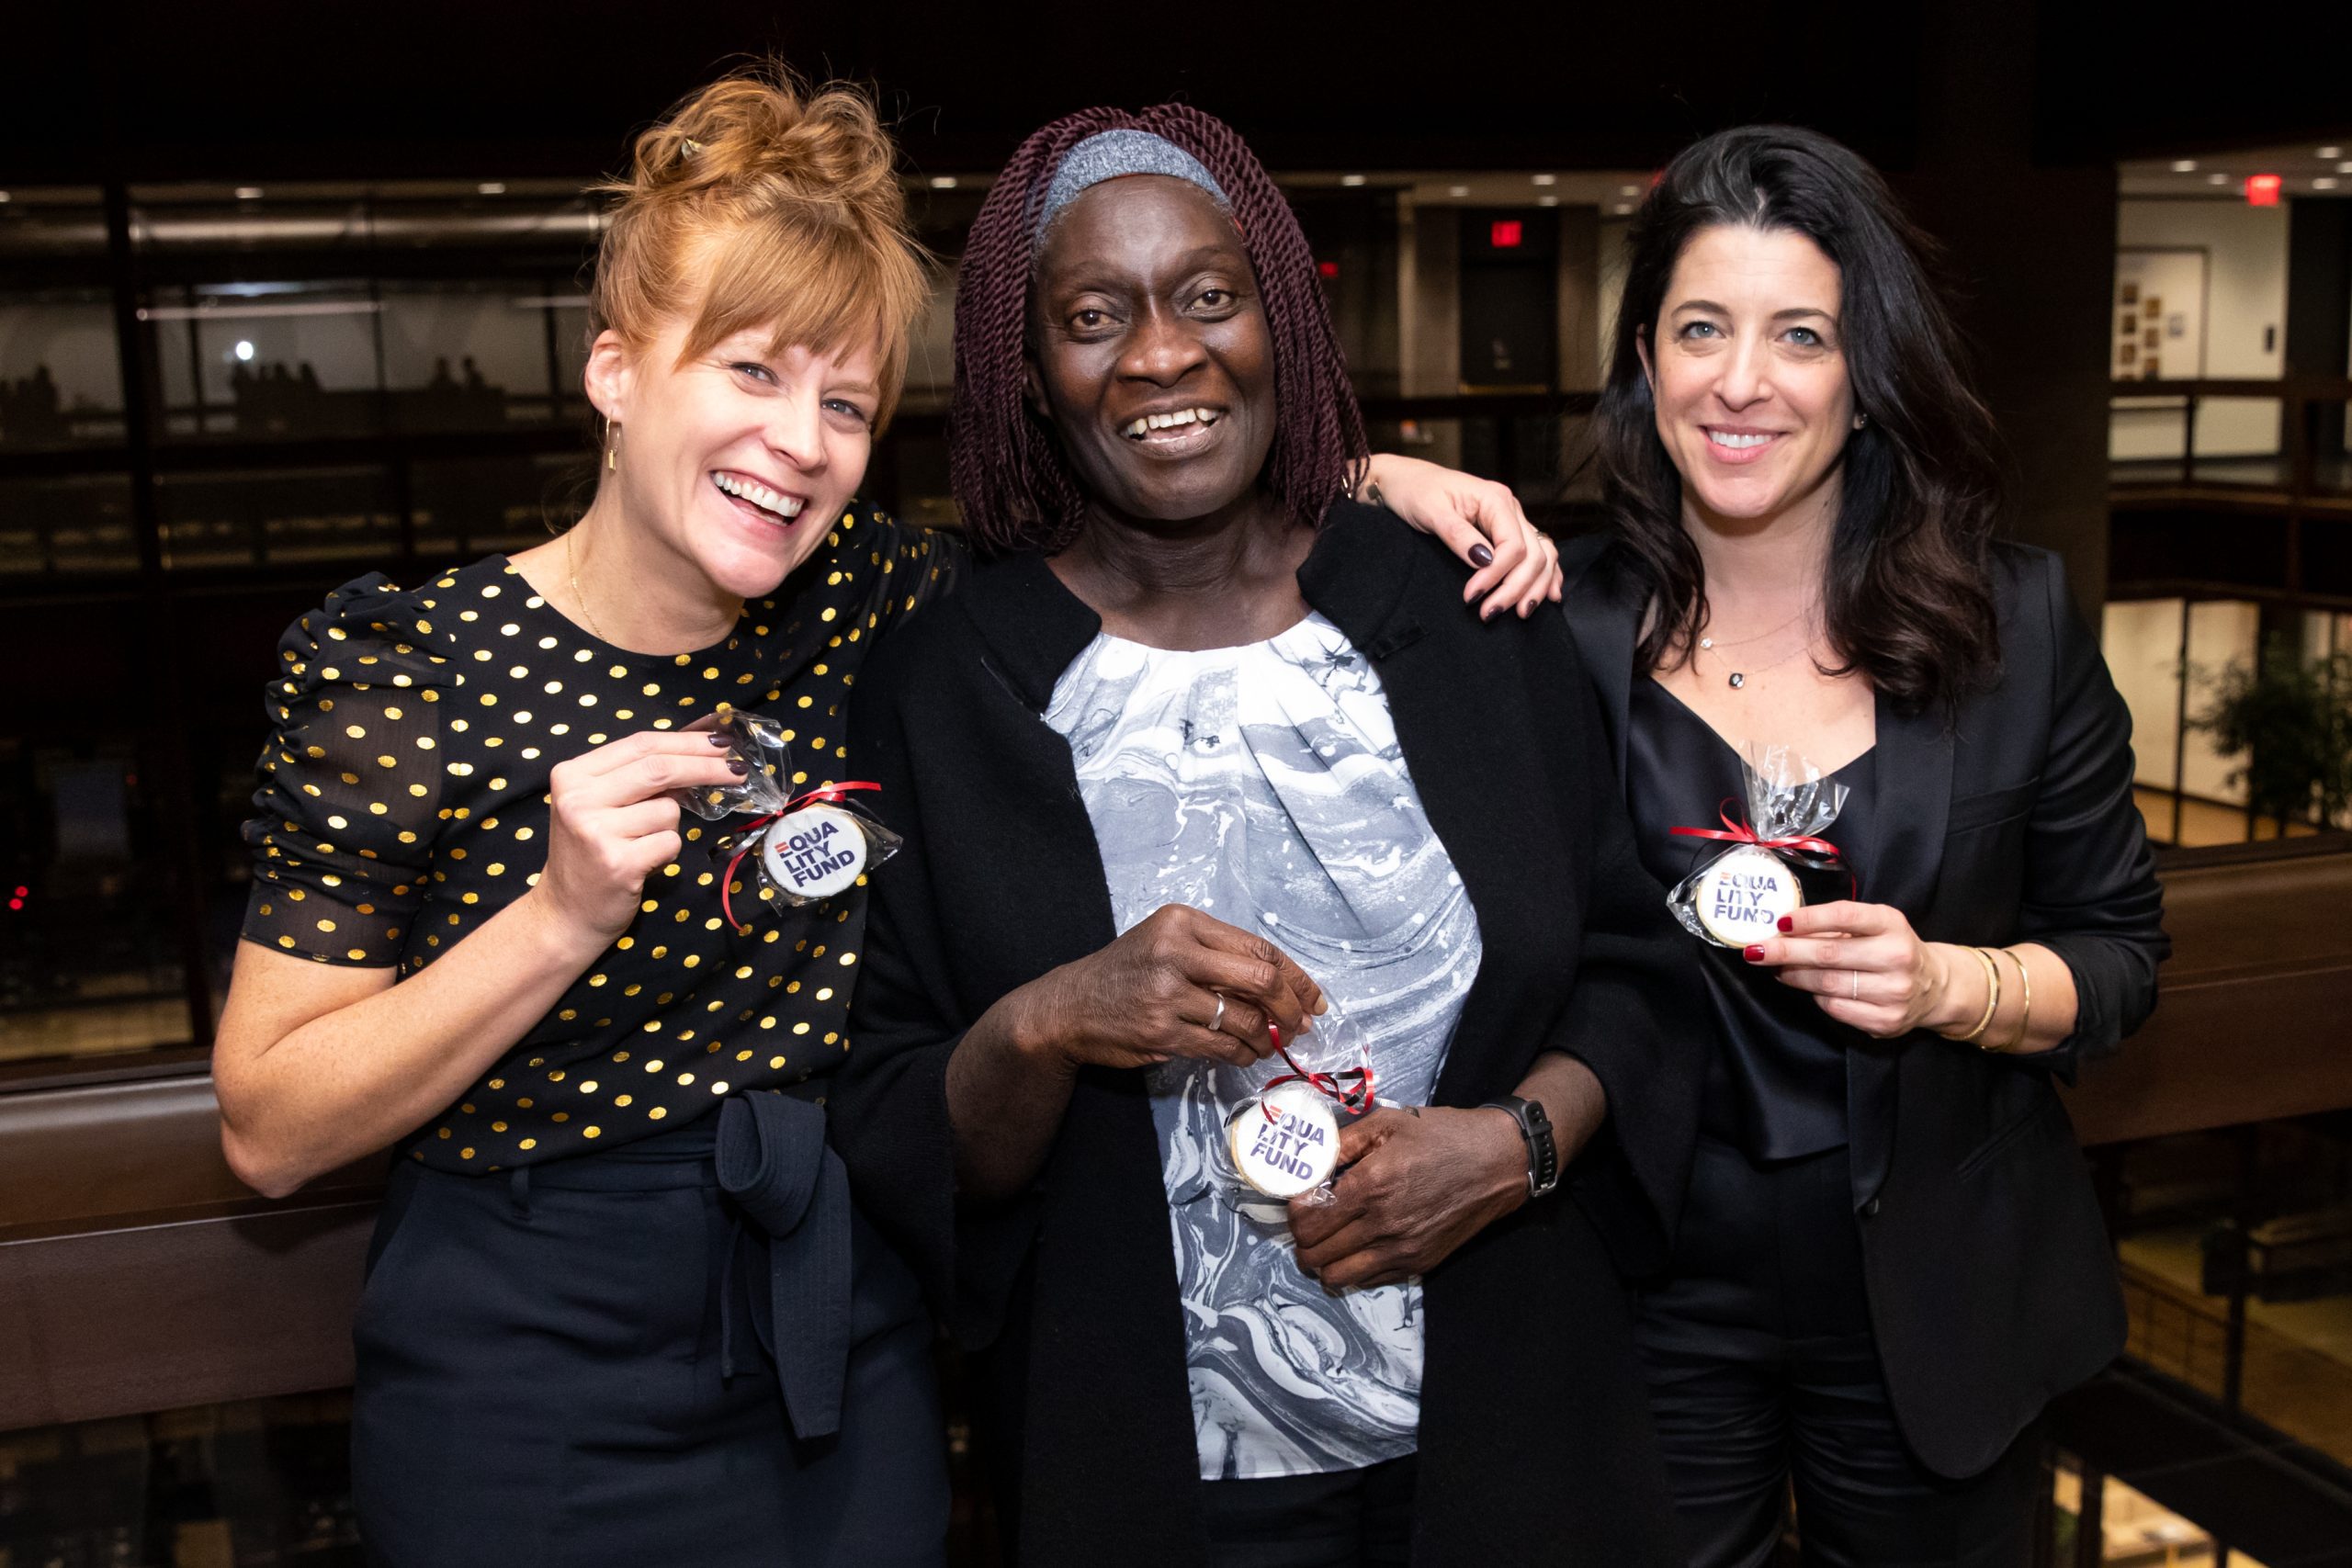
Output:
[
  {"xmin": 158, "ymin": 467, "xmax": 399, "ymax": 570},
  {"xmin": 0, "ymin": 735, "xmax": 195, "ymax": 1068},
  {"xmin": 379, "ymin": 281, "xmax": 559, "ymax": 432},
  {"xmin": 411, "ymin": 451, "xmax": 593, "ymax": 559},
  {"xmin": 0, "ymin": 475, "xmax": 138, "ymax": 577},
  {"xmin": 0, "ymin": 290, "xmax": 124, "ymax": 452}
]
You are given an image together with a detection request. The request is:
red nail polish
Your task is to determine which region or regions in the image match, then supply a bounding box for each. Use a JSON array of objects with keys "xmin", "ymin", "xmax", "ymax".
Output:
[
  {"xmin": 1777, "ymin": 916, "xmax": 1793, "ymax": 932},
  {"xmin": 1744, "ymin": 944, "xmax": 1766, "ymax": 963}
]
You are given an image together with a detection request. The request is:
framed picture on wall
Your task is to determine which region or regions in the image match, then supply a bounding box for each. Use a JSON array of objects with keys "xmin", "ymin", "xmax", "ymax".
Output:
[{"xmin": 2112, "ymin": 247, "xmax": 2210, "ymax": 404}]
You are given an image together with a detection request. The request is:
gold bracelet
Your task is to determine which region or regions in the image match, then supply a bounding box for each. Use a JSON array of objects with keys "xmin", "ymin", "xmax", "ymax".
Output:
[
  {"xmin": 1955, "ymin": 945, "xmax": 2002, "ymax": 1045},
  {"xmin": 2002, "ymin": 948, "xmax": 2034, "ymax": 1053}
]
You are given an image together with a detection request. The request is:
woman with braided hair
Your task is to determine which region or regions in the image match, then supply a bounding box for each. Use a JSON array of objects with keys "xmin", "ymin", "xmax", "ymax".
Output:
[{"xmin": 831, "ymin": 104, "xmax": 1702, "ymax": 1566}]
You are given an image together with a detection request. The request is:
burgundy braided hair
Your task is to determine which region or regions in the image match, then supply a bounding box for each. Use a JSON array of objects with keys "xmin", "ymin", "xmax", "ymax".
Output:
[{"xmin": 948, "ymin": 104, "xmax": 1368, "ymax": 555}]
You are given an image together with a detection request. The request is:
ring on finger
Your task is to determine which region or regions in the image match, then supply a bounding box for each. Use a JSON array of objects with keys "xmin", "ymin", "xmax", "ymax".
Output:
[
  {"xmin": 1207, "ymin": 991, "xmax": 1227, "ymax": 1033},
  {"xmin": 1849, "ymin": 970, "xmax": 1862, "ymax": 1000}
]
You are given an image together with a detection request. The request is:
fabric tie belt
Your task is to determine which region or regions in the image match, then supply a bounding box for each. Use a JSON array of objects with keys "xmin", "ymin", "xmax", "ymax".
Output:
[{"xmin": 714, "ymin": 1089, "xmax": 854, "ymax": 1443}]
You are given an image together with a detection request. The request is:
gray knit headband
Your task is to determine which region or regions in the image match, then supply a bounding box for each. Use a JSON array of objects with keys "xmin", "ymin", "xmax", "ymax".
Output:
[{"xmin": 1034, "ymin": 129, "xmax": 1233, "ymax": 248}]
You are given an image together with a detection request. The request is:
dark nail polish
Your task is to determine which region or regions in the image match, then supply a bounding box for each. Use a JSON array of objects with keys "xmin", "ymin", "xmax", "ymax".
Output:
[
  {"xmin": 1777, "ymin": 916, "xmax": 1793, "ymax": 932},
  {"xmin": 727, "ymin": 757, "xmax": 750, "ymax": 774},
  {"xmin": 1469, "ymin": 542, "xmax": 1495, "ymax": 568},
  {"xmin": 1481, "ymin": 604, "xmax": 1498, "ymax": 621},
  {"xmin": 708, "ymin": 732, "xmax": 731, "ymax": 747},
  {"xmin": 1744, "ymin": 944, "xmax": 1766, "ymax": 963}
]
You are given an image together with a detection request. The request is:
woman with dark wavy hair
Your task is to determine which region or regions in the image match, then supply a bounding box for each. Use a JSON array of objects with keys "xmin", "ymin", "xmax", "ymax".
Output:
[{"xmin": 1567, "ymin": 126, "xmax": 2165, "ymax": 1565}]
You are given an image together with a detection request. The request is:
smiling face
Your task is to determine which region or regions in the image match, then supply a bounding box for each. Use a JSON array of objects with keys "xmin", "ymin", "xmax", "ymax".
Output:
[
  {"xmin": 1638, "ymin": 223, "xmax": 1857, "ymax": 531},
  {"xmin": 586, "ymin": 317, "xmax": 882, "ymax": 600},
  {"xmin": 1026, "ymin": 175, "xmax": 1278, "ymax": 525}
]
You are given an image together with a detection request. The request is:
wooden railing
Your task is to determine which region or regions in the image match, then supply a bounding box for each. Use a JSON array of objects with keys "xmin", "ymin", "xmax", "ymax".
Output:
[{"xmin": 3, "ymin": 838, "xmax": 2347, "ymax": 1432}]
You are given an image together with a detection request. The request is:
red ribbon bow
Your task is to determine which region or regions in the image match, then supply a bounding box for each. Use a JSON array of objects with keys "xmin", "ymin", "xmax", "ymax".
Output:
[
  {"xmin": 1260, "ymin": 1023, "xmax": 1377, "ymax": 1121},
  {"xmin": 1669, "ymin": 803, "xmax": 1845, "ymax": 863},
  {"xmin": 1670, "ymin": 803, "xmax": 1857, "ymax": 897},
  {"xmin": 720, "ymin": 781, "xmax": 881, "ymax": 928}
]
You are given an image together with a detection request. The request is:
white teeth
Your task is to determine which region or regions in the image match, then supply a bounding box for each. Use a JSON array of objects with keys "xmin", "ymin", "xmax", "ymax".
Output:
[
  {"xmin": 1709, "ymin": 431, "xmax": 1772, "ymax": 450},
  {"xmin": 1122, "ymin": 408, "xmax": 1223, "ymax": 438},
  {"xmin": 713, "ymin": 472, "xmax": 804, "ymax": 519}
]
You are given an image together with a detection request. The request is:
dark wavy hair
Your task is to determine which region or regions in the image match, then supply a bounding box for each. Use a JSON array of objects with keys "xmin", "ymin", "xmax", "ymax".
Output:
[
  {"xmin": 1598, "ymin": 125, "xmax": 2003, "ymax": 716},
  {"xmin": 948, "ymin": 104, "xmax": 1367, "ymax": 555}
]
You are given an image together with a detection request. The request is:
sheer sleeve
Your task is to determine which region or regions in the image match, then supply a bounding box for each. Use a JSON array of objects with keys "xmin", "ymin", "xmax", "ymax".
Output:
[
  {"xmin": 240, "ymin": 574, "xmax": 459, "ymax": 966},
  {"xmin": 840, "ymin": 504, "xmax": 968, "ymax": 649}
]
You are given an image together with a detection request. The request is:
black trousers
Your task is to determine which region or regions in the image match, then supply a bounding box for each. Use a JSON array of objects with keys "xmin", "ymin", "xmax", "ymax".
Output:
[
  {"xmin": 1636, "ymin": 1137, "xmax": 2044, "ymax": 1568},
  {"xmin": 352, "ymin": 1115, "xmax": 948, "ymax": 1567},
  {"xmin": 1197, "ymin": 1454, "xmax": 1419, "ymax": 1568}
]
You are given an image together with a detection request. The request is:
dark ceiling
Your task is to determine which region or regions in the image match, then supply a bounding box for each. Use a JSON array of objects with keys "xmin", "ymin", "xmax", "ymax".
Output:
[{"xmin": 4, "ymin": 0, "xmax": 2345, "ymax": 186}]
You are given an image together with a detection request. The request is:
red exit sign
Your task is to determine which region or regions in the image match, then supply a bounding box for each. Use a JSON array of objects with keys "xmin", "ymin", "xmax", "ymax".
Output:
[
  {"xmin": 2247, "ymin": 174, "xmax": 2282, "ymax": 206},
  {"xmin": 1490, "ymin": 219, "xmax": 1523, "ymax": 249}
]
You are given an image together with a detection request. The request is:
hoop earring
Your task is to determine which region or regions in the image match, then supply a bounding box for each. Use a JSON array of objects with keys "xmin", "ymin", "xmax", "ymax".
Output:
[{"xmin": 604, "ymin": 418, "xmax": 619, "ymax": 471}]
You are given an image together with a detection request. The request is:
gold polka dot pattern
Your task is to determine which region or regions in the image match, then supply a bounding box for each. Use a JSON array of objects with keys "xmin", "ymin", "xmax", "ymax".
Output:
[{"xmin": 241, "ymin": 506, "xmax": 964, "ymax": 1171}]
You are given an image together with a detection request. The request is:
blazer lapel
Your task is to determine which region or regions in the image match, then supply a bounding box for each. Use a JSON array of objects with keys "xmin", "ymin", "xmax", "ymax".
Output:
[
  {"xmin": 1303, "ymin": 506, "xmax": 1572, "ymax": 1108},
  {"xmin": 1846, "ymin": 691, "xmax": 1954, "ymax": 1205}
]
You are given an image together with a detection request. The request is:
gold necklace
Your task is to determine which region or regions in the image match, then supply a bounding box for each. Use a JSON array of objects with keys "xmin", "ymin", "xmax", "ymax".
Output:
[{"xmin": 565, "ymin": 527, "xmax": 609, "ymax": 643}]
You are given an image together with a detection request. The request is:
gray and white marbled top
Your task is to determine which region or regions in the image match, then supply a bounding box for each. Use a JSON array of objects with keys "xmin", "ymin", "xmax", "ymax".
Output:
[{"xmin": 1044, "ymin": 611, "xmax": 1483, "ymax": 1481}]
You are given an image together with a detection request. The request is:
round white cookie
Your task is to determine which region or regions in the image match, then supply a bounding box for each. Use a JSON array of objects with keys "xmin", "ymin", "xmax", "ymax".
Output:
[
  {"xmin": 758, "ymin": 804, "xmax": 867, "ymax": 901},
  {"xmin": 1226, "ymin": 1080, "xmax": 1341, "ymax": 1198},
  {"xmin": 1691, "ymin": 844, "xmax": 1804, "ymax": 947}
]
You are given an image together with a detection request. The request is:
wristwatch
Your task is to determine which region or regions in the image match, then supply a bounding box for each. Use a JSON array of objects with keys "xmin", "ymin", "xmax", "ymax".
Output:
[{"xmin": 1482, "ymin": 1095, "xmax": 1560, "ymax": 1198}]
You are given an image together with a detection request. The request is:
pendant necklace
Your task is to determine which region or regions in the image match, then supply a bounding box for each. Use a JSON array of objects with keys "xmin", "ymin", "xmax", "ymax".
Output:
[
  {"xmin": 1700, "ymin": 605, "xmax": 1817, "ymax": 690},
  {"xmin": 1707, "ymin": 626, "xmax": 1816, "ymax": 690}
]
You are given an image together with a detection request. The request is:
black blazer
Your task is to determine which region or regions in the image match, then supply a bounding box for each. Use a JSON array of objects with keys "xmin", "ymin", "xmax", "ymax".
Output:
[
  {"xmin": 833, "ymin": 504, "xmax": 1705, "ymax": 1567},
  {"xmin": 1561, "ymin": 532, "xmax": 2169, "ymax": 1479}
]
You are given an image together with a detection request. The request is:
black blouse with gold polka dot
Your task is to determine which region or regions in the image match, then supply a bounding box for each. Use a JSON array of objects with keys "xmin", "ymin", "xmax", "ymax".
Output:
[{"xmin": 241, "ymin": 504, "xmax": 964, "ymax": 1171}]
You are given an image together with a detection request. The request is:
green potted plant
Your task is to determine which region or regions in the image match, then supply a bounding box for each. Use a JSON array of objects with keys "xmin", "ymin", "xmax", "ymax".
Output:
[{"xmin": 2189, "ymin": 633, "xmax": 2352, "ymax": 838}]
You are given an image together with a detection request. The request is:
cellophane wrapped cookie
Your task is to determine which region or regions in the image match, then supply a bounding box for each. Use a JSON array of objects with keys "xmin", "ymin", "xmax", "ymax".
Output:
[
  {"xmin": 1207, "ymin": 1004, "xmax": 1377, "ymax": 1225},
  {"xmin": 673, "ymin": 708, "xmax": 900, "ymax": 914},
  {"xmin": 1667, "ymin": 744, "xmax": 1851, "ymax": 949}
]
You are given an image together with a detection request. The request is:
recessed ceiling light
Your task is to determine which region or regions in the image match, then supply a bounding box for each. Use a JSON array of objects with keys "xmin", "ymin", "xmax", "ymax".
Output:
[
  {"xmin": 1340, "ymin": 174, "xmax": 1366, "ymax": 187},
  {"xmin": 1619, "ymin": 183, "xmax": 1642, "ymax": 197},
  {"xmin": 234, "ymin": 186, "xmax": 263, "ymax": 200},
  {"xmin": 2321, "ymin": 146, "xmax": 2344, "ymax": 159},
  {"xmin": 1614, "ymin": 202, "xmax": 1634, "ymax": 215},
  {"xmin": 2208, "ymin": 173, "xmax": 2229, "ymax": 186},
  {"xmin": 2338, "ymin": 161, "xmax": 2352, "ymax": 175},
  {"xmin": 929, "ymin": 175, "xmax": 957, "ymax": 189},
  {"xmin": 1447, "ymin": 185, "xmax": 1470, "ymax": 197},
  {"xmin": 477, "ymin": 182, "xmax": 506, "ymax": 196},
  {"xmin": 2317, "ymin": 177, "xmax": 2342, "ymax": 190},
  {"xmin": 1532, "ymin": 173, "xmax": 1556, "ymax": 186},
  {"xmin": 1538, "ymin": 195, "xmax": 1559, "ymax": 207},
  {"xmin": 2171, "ymin": 160, "xmax": 2197, "ymax": 173},
  {"xmin": 0, "ymin": 191, "xmax": 11, "ymax": 204}
]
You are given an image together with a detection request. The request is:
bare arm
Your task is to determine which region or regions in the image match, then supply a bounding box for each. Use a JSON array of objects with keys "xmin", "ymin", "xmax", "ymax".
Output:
[{"xmin": 214, "ymin": 730, "xmax": 742, "ymax": 1197}]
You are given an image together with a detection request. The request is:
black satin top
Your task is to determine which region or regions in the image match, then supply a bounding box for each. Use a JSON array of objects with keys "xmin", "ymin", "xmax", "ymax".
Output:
[{"xmin": 1626, "ymin": 678, "xmax": 1876, "ymax": 1159}]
